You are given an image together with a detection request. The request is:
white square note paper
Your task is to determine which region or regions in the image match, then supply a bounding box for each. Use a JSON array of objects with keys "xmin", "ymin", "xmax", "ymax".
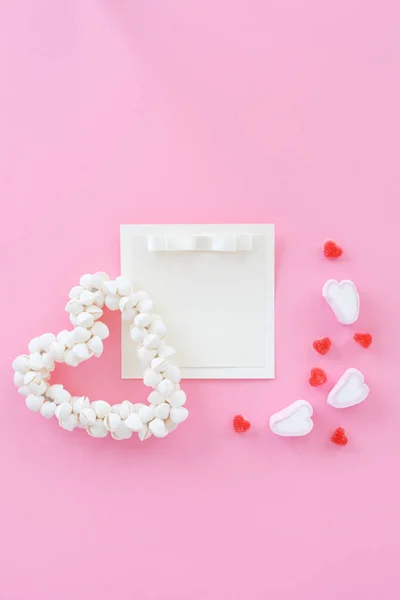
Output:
[{"xmin": 121, "ymin": 224, "xmax": 274, "ymax": 379}]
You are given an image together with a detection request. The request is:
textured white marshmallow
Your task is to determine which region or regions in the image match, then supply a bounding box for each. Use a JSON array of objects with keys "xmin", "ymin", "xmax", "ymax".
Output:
[
  {"xmin": 143, "ymin": 369, "xmax": 163, "ymax": 388},
  {"xmin": 55, "ymin": 403, "xmax": 72, "ymax": 419},
  {"xmin": 12, "ymin": 355, "xmax": 30, "ymax": 373},
  {"xmin": 138, "ymin": 425, "xmax": 152, "ymax": 441},
  {"xmin": 73, "ymin": 343, "xmax": 89, "ymax": 360},
  {"xmin": 88, "ymin": 419, "xmax": 108, "ymax": 438},
  {"xmin": 105, "ymin": 295, "xmax": 120, "ymax": 311},
  {"xmin": 28, "ymin": 338, "xmax": 42, "ymax": 354},
  {"xmin": 125, "ymin": 413, "xmax": 143, "ymax": 432},
  {"xmin": 79, "ymin": 408, "xmax": 96, "ymax": 427},
  {"xmin": 72, "ymin": 396, "xmax": 90, "ymax": 414},
  {"xmin": 116, "ymin": 276, "xmax": 132, "ymax": 296},
  {"xmin": 28, "ymin": 352, "xmax": 43, "ymax": 371},
  {"xmin": 76, "ymin": 312, "xmax": 95, "ymax": 328},
  {"xmin": 59, "ymin": 413, "xmax": 78, "ymax": 431},
  {"xmin": 92, "ymin": 400, "xmax": 111, "ymax": 418},
  {"xmin": 65, "ymin": 299, "xmax": 84, "ymax": 315},
  {"xmin": 170, "ymin": 407, "xmax": 189, "ymax": 424},
  {"xmin": 168, "ymin": 390, "xmax": 187, "ymax": 408},
  {"xmin": 163, "ymin": 364, "xmax": 181, "ymax": 384},
  {"xmin": 40, "ymin": 401, "xmax": 56, "ymax": 419},
  {"xmin": 26, "ymin": 394, "xmax": 44, "ymax": 412},
  {"xmin": 130, "ymin": 326, "xmax": 147, "ymax": 343},
  {"xmin": 65, "ymin": 350, "xmax": 80, "ymax": 367},
  {"xmin": 87, "ymin": 336, "xmax": 103, "ymax": 357},
  {"xmin": 138, "ymin": 404, "xmax": 156, "ymax": 424},
  {"xmin": 137, "ymin": 346, "xmax": 157, "ymax": 366},
  {"xmin": 79, "ymin": 290, "xmax": 96, "ymax": 306},
  {"xmin": 143, "ymin": 334, "xmax": 160, "ymax": 349},
  {"xmin": 103, "ymin": 280, "xmax": 118, "ymax": 296},
  {"xmin": 158, "ymin": 379, "xmax": 175, "ymax": 398},
  {"xmin": 149, "ymin": 320, "xmax": 167, "ymax": 337},
  {"xmin": 104, "ymin": 413, "xmax": 121, "ymax": 432},
  {"xmin": 72, "ymin": 327, "xmax": 91, "ymax": 343},
  {"xmin": 134, "ymin": 313, "xmax": 153, "ymax": 328},
  {"xmin": 90, "ymin": 322, "xmax": 109, "ymax": 340},
  {"xmin": 149, "ymin": 418, "xmax": 167, "ymax": 438},
  {"xmin": 79, "ymin": 274, "xmax": 93, "ymax": 290},
  {"xmin": 155, "ymin": 403, "xmax": 170, "ymax": 420}
]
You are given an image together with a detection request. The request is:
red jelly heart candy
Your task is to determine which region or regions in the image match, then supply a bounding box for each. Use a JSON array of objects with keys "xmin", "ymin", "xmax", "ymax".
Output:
[
  {"xmin": 309, "ymin": 367, "xmax": 327, "ymax": 387},
  {"xmin": 233, "ymin": 415, "xmax": 251, "ymax": 433},
  {"xmin": 354, "ymin": 333, "xmax": 372, "ymax": 349},
  {"xmin": 323, "ymin": 240, "xmax": 343, "ymax": 259},
  {"xmin": 313, "ymin": 337, "xmax": 332, "ymax": 355},
  {"xmin": 331, "ymin": 427, "xmax": 348, "ymax": 446}
]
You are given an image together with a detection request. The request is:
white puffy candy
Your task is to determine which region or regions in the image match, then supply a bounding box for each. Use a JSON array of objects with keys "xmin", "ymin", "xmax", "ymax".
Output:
[
  {"xmin": 90, "ymin": 322, "xmax": 109, "ymax": 340},
  {"xmin": 138, "ymin": 404, "xmax": 156, "ymax": 424},
  {"xmin": 144, "ymin": 369, "xmax": 163, "ymax": 388},
  {"xmin": 52, "ymin": 388, "xmax": 71, "ymax": 405},
  {"xmin": 80, "ymin": 273, "xmax": 93, "ymax": 289},
  {"xmin": 155, "ymin": 403, "xmax": 170, "ymax": 420},
  {"xmin": 157, "ymin": 344, "xmax": 176, "ymax": 359},
  {"xmin": 112, "ymin": 422, "xmax": 133, "ymax": 440},
  {"xmin": 149, "ymin": 418, "xmax": 167, "ymax": 438},
  {"xmin": 105, "ymin": 295, "xmax": 120, "ymax": 311},
  {"xmin": 151, "ymin": 357, "xmax": 167, "ymax": 372},
  {"xmin": 322, "ymin": 279, "xmax": 360, "ymax": 325},
  {"xmin": 24, "ymin": 371, "xmax": 41, "ymax": 385},
  {"xmin": 88, "ymin": 419, "xmax": 108, "ymax": 438},
  {"xmin": 116, "ymin": 276, "xmax": 132, "ymax": 296},
  {"xmin": 41, "ymin": 353, "xmax": 55, "ymax": 371},
  {"xmin": 269, "ymin": 400, "xmax": 314, "ymax": 437},
  {"xmin": 72, "ymin": 343, "xmax": 89, "ymax": 360},
  {"xmin": 14, "ymin": 371, "xmax": 25, "ymax": 387},
  {"xmin": 38, "ymin": 333, "xmax": 56, "ymax": 351},
  {"xmin": 57, "ymin": 330, "xmax": 70, "ymax": 344},
  {"xmin": 92, "ymin": 400, "xmax": 111, "ymax": 418},
  {"xmin": 130, "ymin": 327, "xmax": 147, "ymax": 343},
  {"xmin": 85, "ymin": 304, "xmax": 103, "ymax": 319},
  {"xmin": 90, "ymin": 272, "xmax": 109, "ymax": 289},
  {"xmin": 55, "ymin": 402, "xmax": 72, "ymax": 419},
  {"xmin": 59, "ymin": 413, "xmax": 78, "ymax": 431},
  {"xmin": 65, "ymin": 299, "xmax": 84, "ymax": 315},
  {"xmin": 119, "ymin": 295, "xmax": 137, "ymax": 312},
  {"xmin": 28, "ymin": 352, "xmax": 43, "ymax": 371},
  {"xmin": 28, "ymin": 337, "xmax": 42, "ymax": 353},
  {"xmin": 40, "ymin": 401, "xmax": 56, "ymax": 419},
  {"xmin": 93, "ymin": 290, "xmax": 105, "ymax": 308},
  {"xmin": 121, "ymin": 308, "xmax": 137, "ymax": 321},
  {"xmin": 158, "ymin": 379, "xmax": 175, "ymax": 398},
  {"xmin": 134, "ymin": 313, "xmax": 152, "ymax": 328},
  {"xmin": 148, "ymin": 390, "xmax": 166, "ymax": 406},
  {"xmin": 49, "ymin": 341, "xmax": 65, "ymax": 361},
  {"xmin": 72, "ymin": 327, "xmax": 91, "ymax": 343},
  {"xmin": 137, "ymin": 297, "xmax": 154, "ymax": 313},
  {"xmin": 119, "ymin": 400, "xmax": 133, "ymax": 419},
  {"xmin": 163, "ymin": 364, "xmax": 181, "ymax": 384},
  {"xmin": 165, "ymin": 418, "xmax": 178, "ymax": 433},
  {"xmin": 169, "ymin": 407, "xmax": 189, "ymax": 423},
  {"xmin": 76, "ymin": 312, "xmax": 94, "ymax": 328},
  {"xmin": 18, "ymin": 386, "xmax": 31, "ymax": 397},
  {"xmin": 138, "ymin": 425, "xmax": 152, "ymax": 441},
  {"xmin": 72, "ymin": 396, "xmax": 90, "ymax": 414},
  {"xmin": 125, "ymin": 412, "xmax": 143, "ymax": 432},
  {"xmin": 79, "ymin": 290, "xmax": 96, "ymax": 306},
  {"xmin": 137, "ymin": 346, "xmax": 157, "ymax": 366},
  {"xmin": 103, "ymin": 280, "xmax": 118, "ymax": 296},
  {"xmin": 104, "ymin": 413, "xmax": 121, "ymax": 432},
  {"xmin": 168, "ymin": 390, "xmax": 187, "ymax": 408},
  {"xmin": 79, "ymin": 408, "xmax": 96, "ymax": 426},
  {"xmin": 65, "ymin": 351, "xmax": 80, "ymax": 367},
  {"xmin": 26, "ymin": 394, "xmax": 44, "ymax": 412},
  {"xmin": 87, "ymin": 336, "xmax": 103, "ymax": 357},
  {"xmin": 12, "ymin": 355, "xmax": 30, "ymax": 373},
  {"xmin": 69, "ymin": 285, "xmax": 83, "ymax": 299},
  {"xmin": 149, "ymin": 320, "xmax": 167, "ymax": 337},
  {"xmin": 143, "ymin": 334, "xmax": 161, "ymax": 349}
]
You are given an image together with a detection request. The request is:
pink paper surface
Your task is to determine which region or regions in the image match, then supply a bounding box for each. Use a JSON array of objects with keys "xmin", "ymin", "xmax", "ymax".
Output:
[{"xmin": 1, "ymin": 2, "xmax": 400, "ymax": 599}]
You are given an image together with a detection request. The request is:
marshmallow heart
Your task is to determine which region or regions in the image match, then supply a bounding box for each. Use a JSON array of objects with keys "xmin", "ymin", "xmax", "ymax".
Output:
[
  {"xmin": 327, "ymin": 368, "xmax": 369, "ymax": 408},
  {"xmin": 322, "ymin": 279, "xmax": 360, "ymax": 325},
  {"xmin": 269, "ymin": 400, "xmax": 313, "ymax": 437}
]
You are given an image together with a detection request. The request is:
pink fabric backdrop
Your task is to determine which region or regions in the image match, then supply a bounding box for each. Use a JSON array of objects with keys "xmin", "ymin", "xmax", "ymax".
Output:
[{"xmin": 1, "ymin": 1, "xmax": 400, "ymax": 598}]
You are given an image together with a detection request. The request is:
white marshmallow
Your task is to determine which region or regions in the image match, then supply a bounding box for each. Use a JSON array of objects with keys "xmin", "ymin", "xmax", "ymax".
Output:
[
  {"xmin": 164, "ymin": 364, "xmax": 181, "ymax": 384},
  {"xmin": 26, "ymin": 394, "xmax": 44, "ymax": 412},
  {"xmin": 158, "ymin": 379, "xmax": 175, "ymax": 398},
  {"xmin": 72, "ymin": 327, "xmax": 91, "ymax": 343},
  {"xmin": 40, "ymin": 401, "xmax": 56, "ymax": 419},
  {"xmin": 87, "ymin": 336, "xmax": 103, "ymax": 357},
  {"xmin": 105, "ymin": 295, "xmax": 120, "ymax": 311},
  {"xmin": 269, "ymin": 400, "xmax": 313, "ymax": 437},
  {"xmin": 116, "ymin": 276, "xmax": 132, "ymax": 296},
  {"xmin": 125, "ymin": 413, "xmax": 143, "ymax": 432},
  {"xmin": 148, "ymin": 391, "xmax": 166, "ymax": 406},
  {"xmin": 134, "ymin": 313, "xmax": 152, "ymax": 328},
  {"xmin": 103, "ymin": 280, "xmax": 118, "ymax": 296},
  {"xmin": 169, "ymin": 407, "xmax": 189, "ymax": 424},
  {"xmin": 88, "ymin": 419, "xmax": 108, "ymax": 438},
  {"xmin": 69, "ymin": 285, "xmax": 83, "ymax": 299},
  {"xmin": 28, "ymin": 352, "xmax": 43, "ymax": 371},
  {"xmin": 149, "ymin": 418, "xmax": 167, "ymax": 438},
  {"xmin": 138, "ymin": 404, "xmax": 155, "ymax": 424},
  {"xmin": 79, "ymin": 408, "xmax": 96, "ymax": 427},
  {"xmin": 76, "ymin": 312, "xmax": 95, "ymax": 328},
  {"xmin": 143, "ymin": 334, "xmax": 161, "ymax": 349},
  {"xmin": 327, "ymin": 368, "xmax": 369, "ymax": 408},
  {"xmin": 28, "ymin": 337, "xmax": 42, "ymax": 353},
  {"xmin": 138, "ymin": 425, "xmax": 152, "ymax": 441},
  {"xmin": 73, "ymin": 343, "xmax": 89, "ymax": 360},
  {"xmin": 155, "ymin": 403, "xmax": 170, "ymax": 420},
  {"xmin": 12, "ymin": 355, "xmax": 30, "ymax": 373},
  {"xmin": 149, "ymin": 320, "xmax": 167, "ymax": 337},
  {"xmin": 92, "ymin": 400, "xmax": 111, "ymax": 418},
  {"xmin": 168, "ymin": 390, "xmax": 187, "ymax": 408},
  {"xmin": 65, "ymin": 299, "xmax": 84, "ymax": 315},
  {"xmin": 322, "ymin": 279, "xmax": 360, "ymax": 325},
  {"xmin": 143, "ymin": 369, "xmax": 163, "ymax": 388},
  {"xmin": 104, "ymin": 413, "xmax": 121, "ymax": 432},
  {"xmin": 65, "ymin": 351, "xmax": 80, "ymax": 367},
  {"xmin": 80, "ymin": 273, "xmax": 93, "ymax": 290},
  {"xmin": 72, "ymin": 396, "xmax": 90, "ymax": 414},
  {"xmin": 130, "ymin": 326, "xmax": 147, "ymax": 343},
  {"xmin": 90, "ymin": 322, "xmax": 109, "ymax": 340}
]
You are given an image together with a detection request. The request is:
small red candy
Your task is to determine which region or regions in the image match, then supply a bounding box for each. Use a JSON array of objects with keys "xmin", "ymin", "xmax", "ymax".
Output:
[
  {"xmin": 309, "ymin": 367, "xmax": 327, "ymax": 387},
  {"xmin": 331, "ymin": 427, "xmax": 348, "ymax": 446},
  {"xmin": 354, "ymin": 333, "xmax": 372, "ymax": 349},
  {"xmin": 323, "ymin": 240, "xmax": 343, "ymax": 259},
  {"xmin": 233, "ymin": 415, "xmax": 251, "ymax": 433},
  {"xmin": 313, "ymin": 337, "xmax": 332, "ymax": 355}
]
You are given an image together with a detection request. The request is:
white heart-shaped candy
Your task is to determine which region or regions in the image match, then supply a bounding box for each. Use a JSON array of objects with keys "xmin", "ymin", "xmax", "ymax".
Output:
[
  {"xmin": 169, "ymin": 407, "xmax": 189, "ymax": 424},
  {"xmin": 149, "ymin": 417, "xmax": 167, "ymax": 438},
  {"xmin": 155, "ymin": 403, "xmax": 170, "ymax": 420},
  {"xmin": 125, "ymin": 412, "xmax": 143, "ymax": 432},
  {"xmin": 158, "ymin": 379, "xmax": 175, "ymax": 398},
  {"xmin": 143, "ymin": 369, "xmax": 163, "ymax": 388},
  {"xmin": 138, "ymin": 405, "xmax": 156, "ymax": 424},
  {"xmin": 322, "ymin": 279, "xmax": 360, "ymax": 325},
  {"xmin": 269, "ymin": 400, "xmax": 313, "ymax": 437},
  {"xmin": 327, "ymin": 368, "xmax": 369, "ymax": 408},
  {"xmin": 168, "ymin": 390, "xmax": 187, "ymax": 408}
]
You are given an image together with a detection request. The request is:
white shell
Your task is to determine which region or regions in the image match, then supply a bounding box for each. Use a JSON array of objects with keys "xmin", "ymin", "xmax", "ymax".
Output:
[
  {"xmin": 149, "ymin": 320, "xmax": 167, "ymax": 337},
  {"xmin": 65, "ymin": 299, "xmax": 84, "ymax": 315},
  {"xmin": 80, "ymin": 290, "xmax": 96, "ymax": 306},
  {"xmin": 137, "ymin": 346, "xmax": 157, "ymax": 366},
  {"xmin": 112, "ymin": 422, "xmax": 133, "ymax": 440},
  {"xmin": 163, "ymin": 364, "xmax": 181, "ymax": 384},
  {"xmin": 138, "ymin": 425, "xmax": 152, "ymax": 441},
  {"xmin": 28, "ymin": 337, "xmax": 42, "ymax": 353},
  {"xmin": 55, "ymin": 402, "xmax": 72, "ymax": 419},
  {"xmin": 134, "ymin": 313, "xmax": 152, "ymax": 328},
  {"xmin": 72, "ymin": 396, "xmax": 89, "ymax": 414},
  {"xmin": 73, "ymin": 343, "xmax": 89, "ymax": 360},
  {"xmin": 80, "ymin": 273, "xmax": 93, "ymax": 289},
  {"xmin": 69, "ymin": 285, "xmax": 83, "ymax": 299},
  {"xmin": 28, "ymin": 352, "xmax": 43, "ymax": 371},
  {"xmin": 103, "ymin": 280, "xmax": 118, "ymax": 296}
]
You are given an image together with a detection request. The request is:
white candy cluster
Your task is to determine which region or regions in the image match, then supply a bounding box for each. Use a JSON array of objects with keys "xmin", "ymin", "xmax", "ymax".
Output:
[{"xmin": 12, "ymin": 272, "xmax": 188, "ymax": 441}]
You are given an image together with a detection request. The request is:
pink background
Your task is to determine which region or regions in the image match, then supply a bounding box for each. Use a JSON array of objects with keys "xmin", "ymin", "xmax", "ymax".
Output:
[{"xmin": 1, "ymin": 1, "xmax": 400, "ymax": 598}]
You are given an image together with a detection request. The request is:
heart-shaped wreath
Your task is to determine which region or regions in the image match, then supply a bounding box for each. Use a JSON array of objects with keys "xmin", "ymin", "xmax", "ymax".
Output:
[{"xmin": 12, "ymin": 272, "xmax": 188, "ymax": 441}]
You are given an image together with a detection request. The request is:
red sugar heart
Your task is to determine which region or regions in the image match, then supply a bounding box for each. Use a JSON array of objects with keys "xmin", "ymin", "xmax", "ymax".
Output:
[
  {"xmin": 233, "ymin": 415, "xmax": 251, "ymax": 433},
  {"xmin": 331, "ymin": 427, "xmax": 348, "ymax": 446},
  {"xmin": 313, "ymin": 337, "xmax": 332, "ymax": 355},
  {"xmin": 354, "ymin": 332, "xmax": 372, "ymax": 349},
  {"xmin": 309, "ymin": 367, "xmax": 327, "ymax": 387},
  {"xmin": 323, "ymin": 240, "xmax": 343, "ymax": 259}
]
